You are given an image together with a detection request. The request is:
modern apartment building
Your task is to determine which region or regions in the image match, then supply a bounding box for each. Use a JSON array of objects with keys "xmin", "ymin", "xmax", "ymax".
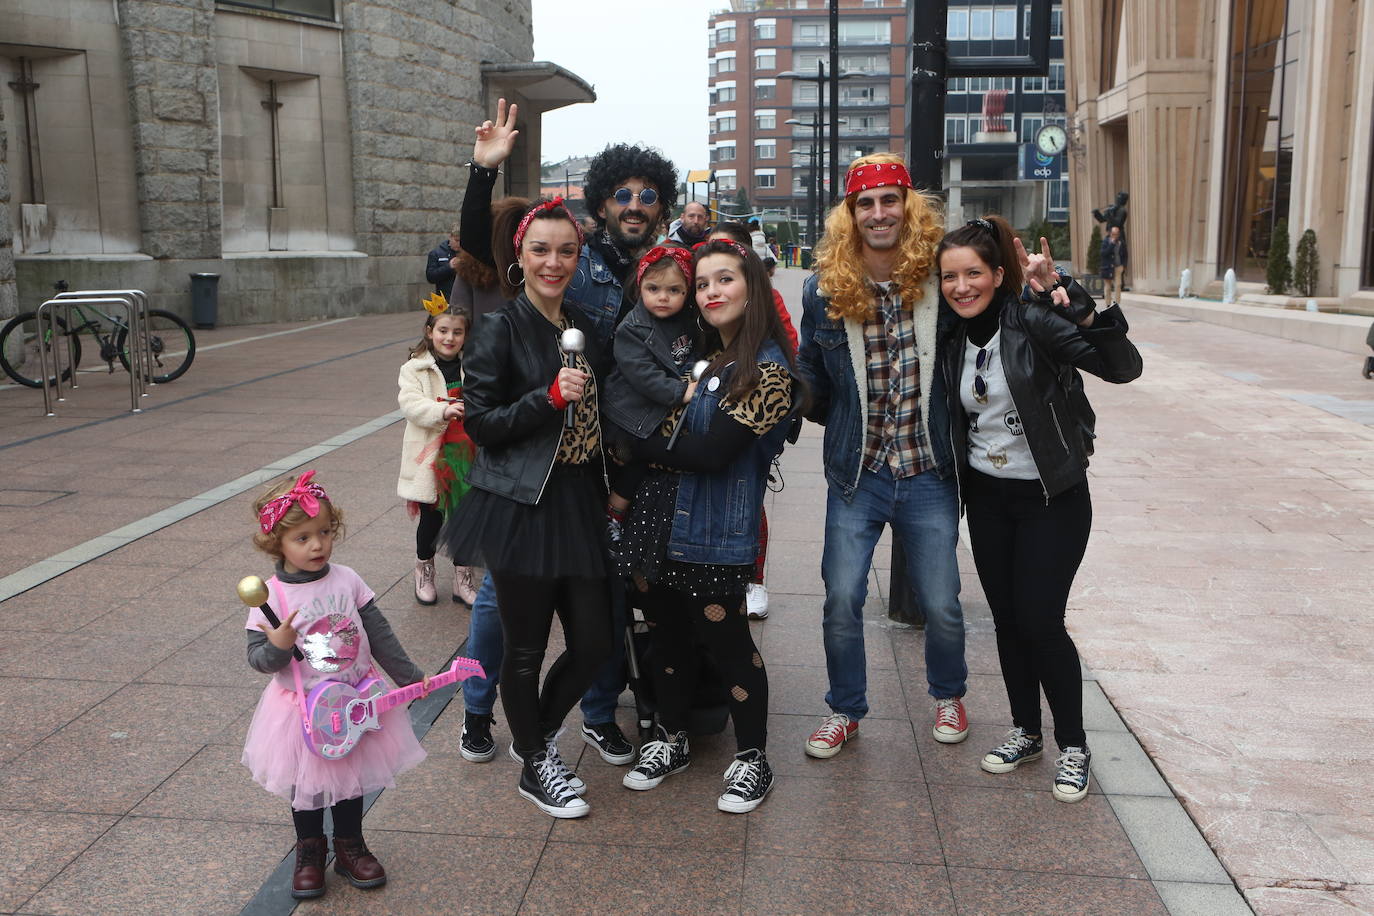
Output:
[{"xmin": 706, "ymin": 0, "xmax": 1066, "ymax": 238}]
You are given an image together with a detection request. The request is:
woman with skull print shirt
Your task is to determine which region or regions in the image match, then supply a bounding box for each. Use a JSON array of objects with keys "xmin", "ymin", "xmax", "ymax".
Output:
[{"xmin": 936, "ymin": 215, "xmax": 1141, "ymax": 803}]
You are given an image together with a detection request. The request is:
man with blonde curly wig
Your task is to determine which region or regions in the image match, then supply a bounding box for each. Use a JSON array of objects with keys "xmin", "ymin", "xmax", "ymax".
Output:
[{"xmin": 796, "ymin": 153, "xmax": 969, "ymax": 759}]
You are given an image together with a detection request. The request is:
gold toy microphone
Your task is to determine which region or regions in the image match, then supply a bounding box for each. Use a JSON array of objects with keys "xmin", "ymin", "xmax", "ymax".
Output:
[{"xmin": 236, "ymin": 575, "xmax": 303, "ymax": 661}]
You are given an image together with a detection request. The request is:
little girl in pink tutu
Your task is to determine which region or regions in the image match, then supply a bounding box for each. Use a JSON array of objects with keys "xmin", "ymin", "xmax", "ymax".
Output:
[{"xmin": 242, "ymin": 470, "xmax": 430, "ymax": 900}]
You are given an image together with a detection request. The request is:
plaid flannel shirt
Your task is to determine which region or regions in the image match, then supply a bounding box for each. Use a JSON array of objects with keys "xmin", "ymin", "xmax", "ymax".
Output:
[{"xmin": 860, "ymin": 281, "xmax": 936, "ymax": 478}]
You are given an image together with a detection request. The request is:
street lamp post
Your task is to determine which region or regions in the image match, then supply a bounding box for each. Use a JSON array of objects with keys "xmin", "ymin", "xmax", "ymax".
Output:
[
  {"xmin": 787, "ymin": 115, "xmax": 846, "ymax": 246},
  {"xmin": 778, "ymin": 62, "xmax": 861, "ymax": 235}
]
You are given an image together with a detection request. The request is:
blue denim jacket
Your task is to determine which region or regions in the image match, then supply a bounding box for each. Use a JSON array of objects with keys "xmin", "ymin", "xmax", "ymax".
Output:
[
  {"xmin": 796, "ymin": 273, "xmax": 954, "ymax": 502},
  {"xmin": 667, "ymin": 340, "xmax": 794, "ymax": 566},
  {"xmin": 565, "ymin": 245, "xmax": 624, "ymax": 349}
]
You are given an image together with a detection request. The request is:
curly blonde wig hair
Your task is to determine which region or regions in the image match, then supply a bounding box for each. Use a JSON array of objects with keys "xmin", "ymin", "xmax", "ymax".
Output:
[
  {"xmin": 251, "ymin": 476, "xmax": 346, "ymax": 561},
  {"xmin": 813, "ymin": 153, "xmax": 944, "ymax": 321}
]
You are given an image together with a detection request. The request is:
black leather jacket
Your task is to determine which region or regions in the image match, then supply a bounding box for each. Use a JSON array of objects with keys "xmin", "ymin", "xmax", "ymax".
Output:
[
  {"xmin": 462, "ymin": 293, "xmax": 609, "ymax": 505},
  {"xmin": 940, "ymin": 281, "xmax": 1143, "ymax": 500}
]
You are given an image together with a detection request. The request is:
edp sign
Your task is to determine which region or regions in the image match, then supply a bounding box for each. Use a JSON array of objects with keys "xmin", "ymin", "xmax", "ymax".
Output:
[{"xmin": 1019, "ymin": 144, "xmax": 1063, "ymax": 181}]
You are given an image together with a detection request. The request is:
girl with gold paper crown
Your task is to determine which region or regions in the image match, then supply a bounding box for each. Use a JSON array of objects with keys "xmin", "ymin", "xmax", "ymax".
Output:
[{"xmin": 397, "ymin": 292, "xmax": 480, "ymax": 605}]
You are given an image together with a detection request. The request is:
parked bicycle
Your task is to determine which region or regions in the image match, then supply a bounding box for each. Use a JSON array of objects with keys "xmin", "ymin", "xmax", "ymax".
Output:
[{"xmin": 0, "ymin": 281, "xmax": 196, "ymax": 388}]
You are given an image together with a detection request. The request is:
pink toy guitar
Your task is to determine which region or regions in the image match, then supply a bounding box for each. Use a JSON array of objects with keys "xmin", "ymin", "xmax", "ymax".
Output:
[{"xmin": 302, "ymin": 656, "xmax": 485, "ymax": 759}]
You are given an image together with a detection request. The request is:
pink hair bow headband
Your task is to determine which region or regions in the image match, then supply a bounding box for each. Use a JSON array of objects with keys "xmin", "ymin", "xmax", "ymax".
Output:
[
  {"xmin": 259, "ymin": 470, "xmax": 329, "ymax": 534},
  {"xmin": 513, "ymin": 196, "xmax": 585, "ymax": 251}
]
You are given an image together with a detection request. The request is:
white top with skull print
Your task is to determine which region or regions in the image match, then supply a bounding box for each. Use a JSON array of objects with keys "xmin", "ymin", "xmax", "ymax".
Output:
[{"xmin": 960, "ymin": 331, "xmax": 1039, "ymax": 480}]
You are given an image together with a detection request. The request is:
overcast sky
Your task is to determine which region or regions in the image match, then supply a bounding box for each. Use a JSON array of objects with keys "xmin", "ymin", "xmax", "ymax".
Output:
[{"xmin": 530, "ymin": 0, "xmax": 731, "ymax": 182}]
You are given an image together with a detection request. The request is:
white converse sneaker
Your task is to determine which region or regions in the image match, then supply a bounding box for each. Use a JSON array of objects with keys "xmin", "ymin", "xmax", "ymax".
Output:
[{"xmin": 745, "ymin": 583, "xmax": 769, "ymax": 619}]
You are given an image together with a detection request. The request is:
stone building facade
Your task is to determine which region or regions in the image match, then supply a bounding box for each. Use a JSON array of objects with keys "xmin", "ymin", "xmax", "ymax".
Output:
[
  {"xmin": 0, "ymin": 0, "xmax": 591, "ymax": 325},
  {"xmin": 1062, "ymin": 0, "xmax": 1374, "ymax": 308}
]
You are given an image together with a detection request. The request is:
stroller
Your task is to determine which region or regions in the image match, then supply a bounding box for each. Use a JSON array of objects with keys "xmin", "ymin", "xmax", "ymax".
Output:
[{"xmin": 621, "ymin": 585, "xmax": 731, "ymax": 740}]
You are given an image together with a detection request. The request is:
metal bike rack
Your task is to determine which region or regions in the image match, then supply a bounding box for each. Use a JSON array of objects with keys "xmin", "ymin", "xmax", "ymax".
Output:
[
  {"xmin": 52, "ymin": 289, "xmax": 155, "ymax": 395},
  {"xmin": 35, "ymin": 296, "xmax": 144, "ymax": 416}
]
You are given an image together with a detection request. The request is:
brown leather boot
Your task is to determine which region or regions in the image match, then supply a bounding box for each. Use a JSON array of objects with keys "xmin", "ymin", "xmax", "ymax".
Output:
[
  {"xmin": 332, "ymin": 834, "xmax": 387, "ymax": 889},
  {"xmin": 291, "ymin": 836, "xmax": 327, "ymax": 899}
]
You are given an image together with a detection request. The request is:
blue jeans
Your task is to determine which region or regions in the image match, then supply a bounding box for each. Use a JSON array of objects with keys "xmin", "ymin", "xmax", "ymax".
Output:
[
  {"xmin": 821, "ymin": 465, "xmax": 966, "ymax": 719},
  {"xmin": 463, "ymin": 571, "xmax": 627, "ymax": 722}
]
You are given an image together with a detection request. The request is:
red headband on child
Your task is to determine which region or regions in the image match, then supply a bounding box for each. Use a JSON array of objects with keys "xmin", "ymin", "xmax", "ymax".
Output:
[
  {"xmin": 844, "ymin": 161, "xmax": 914, "ymax": 196},
  {"xmin": 636, "ymin": 246, "xmax": 696, "ymax": 286},
  {"xmin": 513, "ymin": 197, "xmax": 585, "ymax": 251},
  {"xmin": 259, "ymin": 470, "xmax": 329, "ymax": 534}
]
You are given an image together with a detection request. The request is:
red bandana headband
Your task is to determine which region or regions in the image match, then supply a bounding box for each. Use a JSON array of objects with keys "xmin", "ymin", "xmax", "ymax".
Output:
[
  {"xmin": 636, "ymin": 245, "xmax": 696, "ymax": 286},
  {"xmin": 259, "ymin": 470, "xmax": 329, "ymax": 534},
  {"xmin": 513, "ymin": 196, "xmax": 585, "ymax": 252},
  {"xmin": 844, "ymin": 161, "xmax": 914, "ymax": 197},
  {"xmin": 691, "ymin": 239, "xmax": 754, "ymax": 262}
]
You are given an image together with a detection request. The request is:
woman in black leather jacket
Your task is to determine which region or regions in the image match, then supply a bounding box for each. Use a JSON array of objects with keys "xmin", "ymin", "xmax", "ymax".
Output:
[
  {"xmin": 439, "ymin": 196, "xmax": 613, "ymax": 820},
  {"xmin": 936, "ymin": 215, "xmax": 1142, "ymax": 804}
]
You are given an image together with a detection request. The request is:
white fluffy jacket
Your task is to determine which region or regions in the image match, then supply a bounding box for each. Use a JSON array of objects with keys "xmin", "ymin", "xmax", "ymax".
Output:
[{"xmin": 396, "ymin": 352, "xmax": 452, "ymax": 504}]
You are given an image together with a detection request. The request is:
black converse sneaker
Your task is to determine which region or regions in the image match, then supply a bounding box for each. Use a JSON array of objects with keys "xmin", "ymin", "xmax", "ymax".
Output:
[
  {"xmin": 1052, "ymin": 746, "xmax": 1092, "ymax": 803},
  {"xmin": 980, "ymin": 727, "xmax": 1044, "ymax": 774},
  {"xmin": 460, "ymin": 712, "xmax": 497, "ymax": 763},
  {"xmin": 509, "ymin": 730, "xmax": 584, "ymax": 792},
  {"xmin": 518, "ymin": 750, "xmax": 590, "ymax": 819},
  {"xmin": 717, "ymin": 748, "xmax": 774, "ymax": 813},
  {"xmin": 622, "ymin": 726, "xmax": 691, "ymax": 791},
  {"xmin": 581, "ymin": 720, "xmax": 635, "ymax": 765}
]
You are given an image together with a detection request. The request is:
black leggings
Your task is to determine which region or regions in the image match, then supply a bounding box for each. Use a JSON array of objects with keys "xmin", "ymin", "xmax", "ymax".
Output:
[
  {"xmin": 965, "ymin": 469, "xmax": 1092, "ymax": 749},
  {"xmin": 416, "ymin": 504, "xmax": 448, "ymax": 561},
  {"xmin": 642, "ymin": 584, "xmax": 768, "ymax": 752},
  {"xmin": 292, "ymin": 796, "xmax": 363, "ymax": 840},
  {"xmin": 491, "ymin": 572, "xmax": 613, "ymax": 758}
]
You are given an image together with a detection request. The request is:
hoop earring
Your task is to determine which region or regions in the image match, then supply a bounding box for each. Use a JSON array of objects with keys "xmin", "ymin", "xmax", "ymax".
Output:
[
  {"xmin": 696, "ymin": 314, "xmax": 707, "ymax": 332},
  {"xmin": 506, "ymin": 263, "xmax": 525, "ymax": 287}
]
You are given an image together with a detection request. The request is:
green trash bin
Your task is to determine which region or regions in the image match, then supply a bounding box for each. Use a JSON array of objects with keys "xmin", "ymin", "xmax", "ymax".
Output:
[{"xmin": 800, "ymin": 247, "xmax": 813, "ymax": 270}]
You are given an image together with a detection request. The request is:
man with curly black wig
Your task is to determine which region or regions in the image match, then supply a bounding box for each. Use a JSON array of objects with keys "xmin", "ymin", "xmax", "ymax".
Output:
[{"xmin": 569, "ymin": 143, "xmax": 679, "ymax": 345}]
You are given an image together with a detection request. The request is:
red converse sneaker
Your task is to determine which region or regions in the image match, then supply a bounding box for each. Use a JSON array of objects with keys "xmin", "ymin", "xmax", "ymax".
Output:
[
  {"xmin": 933, "ymin": 697, "xmax": 969, "ymax": 744},
  {"xmin": 804, "ymin": 713, "xmax": 857, "ymax": 759}
]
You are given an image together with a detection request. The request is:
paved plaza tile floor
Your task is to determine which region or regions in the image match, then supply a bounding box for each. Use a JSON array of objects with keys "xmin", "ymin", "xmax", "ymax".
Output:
[{"xmin": 0, "ymin": 274, "xmax": 1369, "ymax": 914}]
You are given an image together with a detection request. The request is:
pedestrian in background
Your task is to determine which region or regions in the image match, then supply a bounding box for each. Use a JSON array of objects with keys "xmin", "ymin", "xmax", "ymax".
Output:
[
  {"xmin": 937, "ymin": 216, "xmax": 1141, "ymax": 802},
  {"xmin": 426, "ymin": 224, "xmax": 462, "ymax": 296},
  {"xmin": 1100, "ymin": 225, "xmax": 1128, "ymax": 306}
]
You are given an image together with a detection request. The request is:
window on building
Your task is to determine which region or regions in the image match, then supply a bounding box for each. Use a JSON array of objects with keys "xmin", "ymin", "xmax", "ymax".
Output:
[
  {"xmin": 945, "ymin": 116, "xmax": 968, "ymax": 145},
  {"xmin": 709, "ymin": 61, "xmax": 718, "ymax": 77},
  {"xmin": 717, "ymin": 145, "xmax": 736, "ymax": 161},
  {"xmin": 948, "ymin": 9, "xmax": 969, "ymax": 40},
  {"xmin": 756, "ymin": 112, "xmax": 776, "ymax": 130},
  {"xmin": 718, "ymin": 86, "xmax": 736, "ymax": 102},
  {"xmin": 970, "ymin": 9, "xmax": 993, "ymax": 40},
  {"xmin": 756, "ymin": 82, "xmax": 775, "ymax": 100},
  {"xmin": 755, "ymin": 21, "xmax": 776, "ymax": 39},
  {"xmin": 718, "ymin": 116, "xmax": 736, "ymax": 132},
  {"xmin": 717, "ymin": 26, "xmax": 736, "ymax": 43},
  {"xmin": 755, "ymin": 52, "xmax": 776, "ymax": 71},
  {"xmin": 842, "ymin": 84, "xmax": 887, "ymax": 104},
  {"xmin": 718, "ymin": 56, "xmax": 736, "ymax": 73},
  {"xmin": 795, "ymin": 84, "xmax": 819, "ymax": 103},
  {"xmin": 838, "ymin": 20, "xmax": 889, "ymax": 44},
  {"xmin": 756, "ymin": 172, "xmax": 776, "ymax": 189},
  {"xmin": 718, "ymin": 174, "xmax": 737, "ymax": 191},
  {"xmin": 994, "ymin": 9, "xmax": 1017, "ymax": 39},
  {"xmin": 1051, "ymin": 8, "xmax": 1064, "ymax": 38},
  {"xmin": 222, "ymin": 0, "xmax": 335, "ymax": 17},
  {"xmin": 1047, "ymin": 178, "xmax": 1070, "ymax": 213},
  {"xmin": 1022, "ymin": 74, "xmax": 1045, "ymax": 92},
  {"xmin": 1020, "ymin": 115, "xmax": 1045, "ymax": 143},
  {"xmin": 796, "ymin": 22, "xmax": 827, "ymax": 44},
  {"xmin": 756, "ymin": 142, "xmax": 776, "ymax": 159},
  {"xmin": 1048, "ymin": 62, "xmax": 1065, "ymax": 91},
  {"xmin": 841, "ymin": 53, "xmax": 886, "ymax": 74},
  {"xmin": 947, "ymin": 77, "xmax": 966, "ymax": 92}
]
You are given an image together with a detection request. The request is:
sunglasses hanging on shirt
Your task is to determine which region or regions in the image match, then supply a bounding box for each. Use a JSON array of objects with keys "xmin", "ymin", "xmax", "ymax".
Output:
[{"xmin": 972, "ymin": 348, "xmax": 990, "ymax": 405}]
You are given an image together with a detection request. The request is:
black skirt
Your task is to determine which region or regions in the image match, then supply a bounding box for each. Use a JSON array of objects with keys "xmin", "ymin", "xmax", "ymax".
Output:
[{"xmin": 440, "ymin": 463, "xmax": 609, "ymax": 578}]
